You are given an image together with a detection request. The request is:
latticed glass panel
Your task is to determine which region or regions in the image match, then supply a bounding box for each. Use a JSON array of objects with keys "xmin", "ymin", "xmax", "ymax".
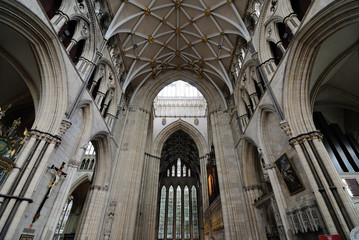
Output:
[
  {"xmin": 192, "ymin": 186, "xmax": 199, "ymax": 239},
  {"xmin": 158, "ymin": 186, "xmax": 166, "ymax": 239},
  {"xmin": 176, "ymin": 186, "xmax": 182, "ymax": 238},
  {"xmin": 172, "ymin": 165, "xmax": 175, "ymax": 177},
  {"xmin": 167, "ymin": 186, "xmax": 174, "ymax": 238},
  {"xmin": 183, "ymin": 165, "xmax": 186, "ymax": 177},
  {"xmin": 184, "ymin": 186, "xmax": 190, "ymax": 238},
  {"xmin": 55, "ymin": 196, "xmax": 74, "ymax": 234},
  {"xmin": 177, "ymin": 158, "xmax": 181, "ymax": 177}
]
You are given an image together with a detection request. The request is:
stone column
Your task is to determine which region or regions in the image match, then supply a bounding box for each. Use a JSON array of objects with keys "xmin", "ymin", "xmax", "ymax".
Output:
[
  {"xmin": 40, "ymin": 156, "xmax": 82, "ymax": 240},
  {"xmin": 75, "ymin": 184, "xmax": 109, "ymax": 240},
  {"xmin": 283, "ymin": 14, "xmax": 300, "ymax": 35},
  {"xmin": 200, "ymin": 155, "xmax": 209, "ymax": 212},
  {"xmin": 135, "ymin": 153, "xmax": 160, "ymax": 240},
  {"xmin": 108, "ymin": 107, "xmax": 150, "ymax": 239},
  {"xmin": 0, "ymin": 136, "xmax": 38, "ymax": 197},
  {"xmin": 288, "ymin": 132, "xmax": 359, "ymax": 239},
  {"xmin": 261, "ymin": 161, "xmax": 291, "ymax": 240},
  {"xmin": 0, "ymin": 131, "xmax": 59, "ymax": 239},
  {"xmin": 209, "ymin": 111, "xmax": 252, "ymax": 240},
  {"xmin": 51, "ymin": 12, "xmax": 69, "ymax": 33}
]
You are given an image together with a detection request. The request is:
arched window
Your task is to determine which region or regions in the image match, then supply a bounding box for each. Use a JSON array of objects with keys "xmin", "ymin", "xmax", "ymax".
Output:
[
  {"xmin": 167, "ymin": 186, "xmax": 174, "ymax": 239},
  {"xmin": 192, "ymin": 186, "xmax": 199, "ymax": 239},
  {"xmin": 158, "ymin": 186, "xmax": 166, "ymax": 239},
  {"xmin": 171, "ymin": 165, "xmax": 175, "ymax": 177},
  {"xmin": 176, "ymin": 186, "xmax": 182, "ymax": 238},
  {"xmin": 157, "ymin": 131, "xmax": 201, "ymax": 240},
  {"xmin": 84, "ymin": 159, "xmax": 90, "ymax": 169},
  {"xmin": 177, "ymin": 158, "xmax": 181, "ymax": 177},
  {"xmin": 80, "ymin": 160, "xmax": 86, "ymax": 169},
  {"xmin": 89, "ymin": 159, "xmax": 95, "ymax": 170},
  {"xmin": 55, "ymin": 195, "xmax": 74, "ymax": 235},
  {"xmin": 184, "ymin": 186, "xmax": 190, "ymax": 238}
]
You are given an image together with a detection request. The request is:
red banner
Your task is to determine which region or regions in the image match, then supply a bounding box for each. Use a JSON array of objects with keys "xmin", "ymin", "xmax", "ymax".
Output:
[{"xmin": 319, "ymin": 235, "xmax": 342, "ymax": 240}]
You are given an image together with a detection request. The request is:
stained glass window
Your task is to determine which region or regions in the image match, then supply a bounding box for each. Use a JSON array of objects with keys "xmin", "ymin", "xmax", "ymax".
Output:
[
  {"xmin": 167, "ymin": 169, "xmax": 170, "ymax": 177},
  {"xmin": 55, "ymin": 195, "xmax": 74, "ymax": 234},
  {"xmin": 177, "ymin": 158, "xmax": 181, "ymax": 177},
  {"xmin": 176, "ymin": 186, "xmax": 182, "ymax": 238},
  {"xmin": 188, "ymin": 168, "xmax": 191, "ymax": 177},
  {"xmin": 167, "ymin": 186, "xmax": 174, "ymax": 238},
  {"xmin": 172, "ymin": 165, "xmax": 175, "ymax": 177},
  {"xmin": 158, "ymin": 186, "xmax": 166, "ymax": 239},
  {"xmin": 184, "ymin": 186, "xmax": 190, "ymax": 238},
  {"xmin": 192, "ymin": 186, "xmax": 199, "ymax": 239},
  {"xmin": 183, "ymin": 165, "xmax": 186, "ymax": 177}
]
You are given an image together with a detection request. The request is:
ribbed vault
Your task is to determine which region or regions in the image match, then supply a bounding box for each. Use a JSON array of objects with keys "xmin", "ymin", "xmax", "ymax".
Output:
[{"xmin": 105, "ymin": 0, "xmax": 250, "ymax": 96}]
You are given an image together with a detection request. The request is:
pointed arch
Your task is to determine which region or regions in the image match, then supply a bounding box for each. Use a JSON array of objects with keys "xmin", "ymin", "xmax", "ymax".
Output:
[{"xmin": 153, "ymin": 119, "xmax": 208, "ymax": 157}]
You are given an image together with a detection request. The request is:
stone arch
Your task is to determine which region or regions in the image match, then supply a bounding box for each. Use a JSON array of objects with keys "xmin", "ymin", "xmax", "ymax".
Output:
[
  {"xmin": 241, "ymin": 138, "xmax": 262, "ymax": 187},
  {"xmin": 0, "ymin": 1, "xmax": 68, "ymax": 135},
  {"xmin": 69, "ymin": 172, "xmax": 92, "ymax": 195},
  {"xmin": 283, "ymin": 1, "xmax": 359, "ymax": 136},
  {"xmin": 130, "ymin": 70, "xmax": 227, "ymax": 113},
  {"xmin": 153, "ymin": 119, "xmax": 208, "ymax": 157},
  {"xmin": 89, "ymin": 131, "xmax": 111, "ymax": 186}
]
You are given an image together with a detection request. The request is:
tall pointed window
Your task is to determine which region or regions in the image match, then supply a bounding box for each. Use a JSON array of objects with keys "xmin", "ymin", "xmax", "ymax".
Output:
[
  {"xmin": 184, "ymin": 186, "xmax": 190, "ymax": 238},
  {"xmin": 192, "ymin": 186, "xmax": 199, "ymax": 239},
  {"xmin": 157, "ymin": 130, "xmax": 202, "ymax": 240},
  {"xmin": 172, "ymin": 165, "xmax": 175, "ymax": 177},
  {"xmin": 158, "ymin": 186, "xmax": 166, "ymax": 239},
  {"xmin": 167, "ymin": 186, "xmax": 174, "ymax": 238},
  {"xmin": 177, "ymin": 158, "xmax": 181, "ymax": 177},
  {"xmin": 55, "ymin": 195, "xmax": 74, "ymax": 235},
  {"xmin": 176, "ymin": 186, "xmax": 182, "ymax": 238}
]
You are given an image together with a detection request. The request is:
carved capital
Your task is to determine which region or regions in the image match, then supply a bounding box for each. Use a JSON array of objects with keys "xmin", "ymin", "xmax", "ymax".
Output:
[
  {"xmin": 289, "ymin": 130, "xmax": 323, "ymax": 146},
  {"xmin": 279, "ymin": 120, "xmax": 293, "ymax": 138},
  {"xmin": 58, "ymin": 119, "xmax": 72, "ymax": 138}
]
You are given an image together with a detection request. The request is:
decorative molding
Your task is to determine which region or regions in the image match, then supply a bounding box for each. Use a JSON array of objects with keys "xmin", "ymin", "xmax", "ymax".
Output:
[
  {"xmin": 29, "ymin": 130, "xmax": 61, "ymax": 145},
  {"xmin": 289, "ymin": 131, "xmax": 323, "ymax": 146},
  {"xmin": 58, "ymin": 118, "xmax": 72, "ymax": 138},
  {"xmin": 279, "ymin": 120, "xmax": 292, "ymax": 138}
]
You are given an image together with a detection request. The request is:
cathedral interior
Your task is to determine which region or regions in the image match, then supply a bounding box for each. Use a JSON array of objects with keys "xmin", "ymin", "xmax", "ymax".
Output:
[{"xmin": 0, "ymin": 0, "xmax": 359, "ymax": 239}]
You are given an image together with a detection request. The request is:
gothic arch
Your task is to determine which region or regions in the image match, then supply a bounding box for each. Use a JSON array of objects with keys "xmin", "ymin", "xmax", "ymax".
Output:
[
  {"xmin": 0, "ymin": 1, "xmax": 68, "ymax": 134},
  {"xmin": 69, "ymin": 172, "xmax": 92, "ymax": 195},
  {"xmin": 283, "ymin": 1, "xmax": 359, "ymax": 136},
  {"xmin": 130, "ymin": 70, "xmax": 228, "ymax": 113},
  {"xmin": 153, "ymin": 119, "xmax": 208, "ymax": 158},
  {"xmin": 89, "ymin": 131, "xmax": 111, "ymax": 186}
]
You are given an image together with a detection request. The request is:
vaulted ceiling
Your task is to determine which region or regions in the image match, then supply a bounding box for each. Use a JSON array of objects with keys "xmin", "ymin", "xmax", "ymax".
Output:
[{"xmin": 105, "ymin": 0, "xmax": 250, "ymax": 97}]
